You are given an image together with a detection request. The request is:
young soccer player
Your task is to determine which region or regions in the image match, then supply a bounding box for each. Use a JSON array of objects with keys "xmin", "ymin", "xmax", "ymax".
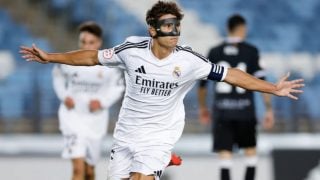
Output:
[
  {"xmin": 52, "ymin": 21, "xmax": 124, "ymax": 180},
  {"xmin": 20, "ymin": 1, "xmax": 304, "ymax": 180},
  {"xmin": 198, "ymin": 14, "xmax": 274, "ymax": 180}
]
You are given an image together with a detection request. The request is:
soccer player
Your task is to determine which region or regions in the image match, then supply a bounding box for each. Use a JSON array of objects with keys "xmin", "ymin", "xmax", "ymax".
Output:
[
  {"xmin": 52, "ymin": 21, "xmax": 124, "ymax": 180},
  {"xmin": 20, "ymin": 1, "xmax": 304, "ymax": 180},
  {"xmin": 198, "ymin": 14, "xmax": 274, "ymax": 180}
]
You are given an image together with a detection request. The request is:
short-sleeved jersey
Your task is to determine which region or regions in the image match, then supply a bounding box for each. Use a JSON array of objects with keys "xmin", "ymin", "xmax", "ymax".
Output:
[
  {"xmin": 98, "ymin": 36, "xmax": 228, "ymax": 146},
  {"xmin": 201, "ymin": 40, "xmax": 265, "ymax": 121},
  {"xmin": 52, "ymin": 65, "xmax": 124, "ymax": 139}
]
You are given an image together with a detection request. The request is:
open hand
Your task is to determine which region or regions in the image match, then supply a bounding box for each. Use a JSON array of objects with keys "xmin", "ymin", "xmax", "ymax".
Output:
[
  {"xmin": 274, "ymin": 72, "xmax": 304, "ymax": 100},
  {"xmin": 20, "ymin": 44, "xmax": 49, "ymax": 63}
]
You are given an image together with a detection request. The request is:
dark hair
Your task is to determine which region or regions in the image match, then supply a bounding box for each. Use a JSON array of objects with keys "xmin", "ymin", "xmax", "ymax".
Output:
[
  {"xmin": 227, "ymin": 14, "xmax": 246, "ymax": 32},
  {"xmin": 78, "ymin": 21, "xmax": 103, "ymax": 38},
  {"xmin": 146, "ymin": 1, "xmax": 184, "ymax": 27}
]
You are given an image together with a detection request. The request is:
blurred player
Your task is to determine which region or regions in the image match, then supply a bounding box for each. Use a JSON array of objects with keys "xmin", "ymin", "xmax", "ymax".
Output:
[
  {"xmin": 20, "ymin": 1, "xmax": 304, "ymax": 180},
  {"xmin": 52, "ymin": 21, "xmax": 124, "ymax": 180},
  {"xmin": 198, "ymin": 14, "xmax": 274, "ymax": 180}
]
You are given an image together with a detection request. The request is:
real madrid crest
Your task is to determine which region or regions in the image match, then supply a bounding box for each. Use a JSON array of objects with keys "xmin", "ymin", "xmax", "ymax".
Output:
[{"xmin": 172, "ymin": 66, "xmax": 181, "ymax": 78}]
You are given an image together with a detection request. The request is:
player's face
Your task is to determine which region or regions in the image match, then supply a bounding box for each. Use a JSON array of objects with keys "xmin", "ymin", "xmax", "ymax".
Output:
[
  {"xmin": 158, "ymin": 18, "xmax": 181, "ymax": 36},
  {"xmin": 78, "ymin": 31, "xmax": 102, "ymax": 50},
  {"xmin": 237, "ymin": 24, "xmax": 247, "ymax": 39},
  {"xmin": 152, "ymin": 14, "xmax": 181, "ymax": 49}
]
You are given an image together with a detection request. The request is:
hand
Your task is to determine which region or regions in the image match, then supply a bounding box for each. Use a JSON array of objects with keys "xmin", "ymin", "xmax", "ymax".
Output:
[
  {"xmin": 19, "ymin": 44, "xmax": 50, "ymax": 63},
  {"xmin": 89, "ymin": 99, "xmax": 102, "ymax": 112},
  {"xmin": 199, "ymin": 107, "xmax": 211, "ymax": 125},
  {"xmin": 64, "ymin": 97, "xmax": 75, "ymax": 109},
  {"xmin": 274, "ymin": 72, "xmax": 304, "ymax": 100},
  {"xmin": 263, "ymin": 109, "xmax": 274, "ymax": 130}
]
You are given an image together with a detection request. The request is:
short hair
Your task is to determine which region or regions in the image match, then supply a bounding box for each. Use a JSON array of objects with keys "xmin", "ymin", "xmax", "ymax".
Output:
[
  {"xmin": 146, "ymin": 1, "xmax": 184, "ymax": 27},
  {"xmin": 227, "ymin": 14, "xmax": 246, "ymax": 32},
  {"xmin": 78, "ymin": 21, "xmax": 103, "ymax": 38}
]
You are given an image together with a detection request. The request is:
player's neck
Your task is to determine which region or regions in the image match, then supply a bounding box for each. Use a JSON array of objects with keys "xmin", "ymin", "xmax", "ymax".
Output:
[
  {"xmin": 228, "ymin": 32, "xmax": 245, "ymax": 41},
  {"xmin": 151, "ymin": 40, "xmax": 174, "ymax": 60}
]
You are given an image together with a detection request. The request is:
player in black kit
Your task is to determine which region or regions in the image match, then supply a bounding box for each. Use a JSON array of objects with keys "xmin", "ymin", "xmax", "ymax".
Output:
[{"xmin": 198, "ymin": 14, "xmax": 274, "ymax": 180}]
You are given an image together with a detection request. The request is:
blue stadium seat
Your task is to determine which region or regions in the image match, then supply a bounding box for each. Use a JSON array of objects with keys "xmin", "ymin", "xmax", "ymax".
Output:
[
  {"xmin": 35, "ymin": 66, "xmax": 59, "ymax": 118},
  {"xmin": 180, "ymin": 0, "xmax": 320, "ymax": 52},
  {"xmin": 49, "ymin": 0, "xmax": 72, "ymax": 12},
  {"xmin": 0, "ymin": 67, "xmax": 30, "ymax": 120},
  {"xmin": 0, "ymin": 8, "xmax": 54, "ymax": 120},
  {"xmin": 299, "ymin": 86, "xmax": 320, "ymax": 120},
  {"xmin": 0, "ymin": 86, "xmax": 24, "ymax": 119}
]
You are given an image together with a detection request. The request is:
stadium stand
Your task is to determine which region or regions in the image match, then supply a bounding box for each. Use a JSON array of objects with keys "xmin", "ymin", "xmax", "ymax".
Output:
[
  {"xmin": 179, "ymin": 0, "xmax": 320, "ymax": 53},
  {"xmin": 0, "ymin": 8, "xmax": 57, "ymax": 126}
]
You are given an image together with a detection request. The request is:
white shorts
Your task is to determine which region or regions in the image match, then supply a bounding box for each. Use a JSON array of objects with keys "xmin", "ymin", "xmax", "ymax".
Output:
[
  {"xmin": 62, "ymin": 134, "xmax": 102, "ymax": 166},
  {"xmin": 107, "ymin": 143, "xmax": 171, "ymax": 180}
]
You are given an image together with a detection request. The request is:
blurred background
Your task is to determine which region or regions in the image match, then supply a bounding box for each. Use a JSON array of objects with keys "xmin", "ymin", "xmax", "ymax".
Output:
[{"xmin": 0, "ymin": 0, "xmax": 320, "ymax": 179}]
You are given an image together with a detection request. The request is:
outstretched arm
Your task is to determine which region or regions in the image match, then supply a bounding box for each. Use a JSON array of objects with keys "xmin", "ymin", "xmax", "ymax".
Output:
[
  {"xmin": 224, "ymin": 68, "xmax": 304, "ymax": 100},
  {"xmin": 20, "ymin": 44, "xmax": 99, "ymax": 66}
]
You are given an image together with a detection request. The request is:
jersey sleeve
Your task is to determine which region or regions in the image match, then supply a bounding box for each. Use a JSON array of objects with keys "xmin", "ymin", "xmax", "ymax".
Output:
[
  {"xmin": 192, "ymin": 54, "xmax": 228, "ymax": 82},
  {"xmin": 98, "ymin": 39, "xmax": 132, "ymax": 69},
  {"xmin": 98, "ymin": 47, "xmax": 125, "ymax": 68},
  {"xmin": 98, "ymin": 37, "xmax": 150, "ymax": 69}
]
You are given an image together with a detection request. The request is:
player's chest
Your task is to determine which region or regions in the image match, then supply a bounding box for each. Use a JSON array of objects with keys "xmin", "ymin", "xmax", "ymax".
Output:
[{"xmin": 125, "ymin": 57, "xmax": 192, "ymax": 82}]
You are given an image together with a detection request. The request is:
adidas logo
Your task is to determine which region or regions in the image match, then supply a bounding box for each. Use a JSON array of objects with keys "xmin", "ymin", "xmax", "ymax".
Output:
[{"xmin": 135, "ymin": 66, "xmax": 146, "ymax": 74}]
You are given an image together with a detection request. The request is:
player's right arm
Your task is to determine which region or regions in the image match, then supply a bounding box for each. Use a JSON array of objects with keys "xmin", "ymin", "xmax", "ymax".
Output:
[
  {"xmin": 224, "ymin": 68, "xmax": 304, "ymax": 100},
  {"xmin": 20, "ymin": 44, "xmax": 99, "ymax": 66},
  {"xmin": 198, "ymin": 80, "xmax": 210, "ymax": 125}
]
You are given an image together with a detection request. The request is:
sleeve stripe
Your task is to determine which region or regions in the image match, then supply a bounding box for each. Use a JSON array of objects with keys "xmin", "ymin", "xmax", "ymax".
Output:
[
  {"xmin": 114, "ymin": 40, "xmax": 149, "ymax": 53},
  {"xmin": 212, "ymin": 64, "xmax": 216, "ymax": 72},
  {"xmin": 115, "ymin": 40, "xmax": 149, "ymax": 50},
  {"xmin": 208, "ymin": 64, "xmax": 227, "ymax": 81},
  {"xmin": 115, "ymin": 42, "xmax": 148, "ymax": 54}
]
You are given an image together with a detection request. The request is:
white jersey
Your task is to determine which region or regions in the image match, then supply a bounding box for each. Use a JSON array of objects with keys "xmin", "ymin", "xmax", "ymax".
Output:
[
  {"xmin": 98, "ymin": 36, "xmax": 227, "ymax": 146},
  {"xmin": 52, "ymin": 64, "xmax": 124, "ymax": 139}
]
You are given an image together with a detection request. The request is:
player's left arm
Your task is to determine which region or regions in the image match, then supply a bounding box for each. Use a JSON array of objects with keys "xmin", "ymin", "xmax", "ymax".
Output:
[
  {"xmin": 52, "ymin": 65, "xmax": 68, "ymax": 101},
  {"xmin": 224, "ymin": 68, "xmax": 304, "ymax": 100},
  {"xmin": 261, "ymin": 93, "xmax": 274, "ymax": 129}
]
